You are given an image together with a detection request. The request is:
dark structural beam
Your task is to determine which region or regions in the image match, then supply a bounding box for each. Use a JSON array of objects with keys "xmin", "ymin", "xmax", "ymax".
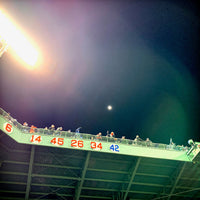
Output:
[
  {"xmin": 25, "ymin": 145, "xmax": 35, "ymax": 200},
  {"xmin": 167, "ymin": 162, "xmax": 186, "ymax": 200},
  {"xmin": 75, "ymin": 151, "xmax": 91, "ymax": 200},
  {"xmin": 123, "ymin": 157, "xmax": 141, "ymax": 200}
]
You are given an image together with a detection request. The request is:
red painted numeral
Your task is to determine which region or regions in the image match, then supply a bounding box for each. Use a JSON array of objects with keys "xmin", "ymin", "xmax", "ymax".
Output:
[
  {"xmin": 51, "ymin": 138, "xmax": 64, "ymax": 146},
  {"xmin": 78, "ymin": 140, "xmax": 84, "ymax": 148},
  {"xmin": 91, "ymin": 142, "xmax": 102, "ymax": 150},
  {"xmin": 4, "ymin": 123, "xmax": 13, "ymax": 133},
  {"xmin": 51, "ymin": 138, "xmax": 57, "ymax": 144},
  {"xmin": 58, "ymin": 138, "xmax": 64, "ymax": 145},
  {"xmin": 71, "ymin": 140, "xmax": 84, "ymax": 148},
  {"xmin": 71, "ymin": 139, "xmax": 76, "ymax": 147},
  {"xmin": 91, "ymin": 141, "xmax": 96, "ymax": 149},
  {"xmin": 97, "ymin": 143, "xmax": 102, "ymax": 149},
  {"xmin": 30, "ymin": 135, "xmax": 42, "ymax": 144}
]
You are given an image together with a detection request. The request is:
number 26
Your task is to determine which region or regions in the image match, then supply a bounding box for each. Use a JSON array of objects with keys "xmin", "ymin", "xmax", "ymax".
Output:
[{"xmin": 71, "ymin": 140, "xmax": 84, "ymax": 148}]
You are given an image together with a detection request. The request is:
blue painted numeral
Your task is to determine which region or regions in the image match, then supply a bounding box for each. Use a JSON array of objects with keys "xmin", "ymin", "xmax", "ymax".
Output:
[
  {"xmin": 110, "ymin": 144, "xmax": 119, "ymax": 152},
  {"xmin": 115, "ymin": 144, "xmax": 119, "ymax": 152},
  {"xmin": 110, "ymin": 144, "xmax": 114, "ymax": 151}
]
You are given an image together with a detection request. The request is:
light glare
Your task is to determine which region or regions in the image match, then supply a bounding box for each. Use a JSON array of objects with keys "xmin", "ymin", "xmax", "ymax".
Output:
[{"xmin": 0, "ymin": 10, "xmax": 38, "ymax": 67}]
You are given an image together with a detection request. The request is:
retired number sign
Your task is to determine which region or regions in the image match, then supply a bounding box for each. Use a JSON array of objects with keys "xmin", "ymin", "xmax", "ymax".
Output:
[
  {"xmin": 71, "ymin": 140, "xmax": 84, "ymax": 148},
  {"xmin": 91, "ymin": 142, "xmax": 102, "ymax": 150},
  {"xmin": 110, "ymin": 144, "xmax": 120, "ymax": 152},
  {"xmin": 4, "ymin": 123, "xmax": 13, "ymax": 133},
  {"xmin": 30, "ymin": 135, "xmax": 42, "ymax": 144},
  {"xmin": 51, "ymin": 138, "xmax": 64, "ymax": 146}
]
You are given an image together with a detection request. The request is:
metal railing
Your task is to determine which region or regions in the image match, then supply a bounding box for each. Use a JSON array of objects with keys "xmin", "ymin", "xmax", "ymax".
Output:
[{"xmin": 0, "ymin": 108, "xmax": 188, "ymax": 152}]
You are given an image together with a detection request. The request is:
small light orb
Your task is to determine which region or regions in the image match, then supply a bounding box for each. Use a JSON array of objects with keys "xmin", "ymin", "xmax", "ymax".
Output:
[{"xmin": 107, "ymin": 105, "xmax": 112, "ymax": 110}]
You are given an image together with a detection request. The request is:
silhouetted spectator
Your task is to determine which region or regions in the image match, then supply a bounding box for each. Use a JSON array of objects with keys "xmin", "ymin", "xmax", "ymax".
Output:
[
  {"xmin": 75, "ymin": 127, "xmax": 82, "ymax": 138},
  {"xmin": 133, "ymin": 135, "xmax": 142, "ymax": 145},
  {"xmin": 49, "ymin": 124, "xmax": 55, "ymax": 135},
  {"xmin": 96, "ymin": 132, "xmax": 102, "ymax": 141},
  {"xmin": 145, "ymin": 138, "xmax": 152, "ymax": 147},
  {"xmin": 11, "ymin": 118, "xmax": 18, "ymax": 127},
  {"xmin": 23, "ymin": 122, "xmax": 29, "ymax": 133},
  {"xmin": 106, "ymin": 131, "xmax": 110, "ymax": 137},
  {"xmin": 110, "ymin": 132, "xmax": 115, "ymax": 137},
  {"xmin": 120, "ymin": 136, "xmax": 126, "ymax": 144},
  {"xmin": 30, "ymin": 125, "xmax": 37, "ymax": 133},
  {"xmin": 5, "ymin": 112, "xmax": 11, "ymax": 121},
  {"xmin": 56, "ymin": 127, "xmax": 62, "ymax": 136},
  {"xmin": 23, "ymin": 122, "xmax": 28, "ymax": 126},
  {"xmin": 44, "ymin": 127, "xmax": 49, "ymax": 135},
  {"xmin": 75, "ymin": 127, "xmax": 82, "ymax": 133}
]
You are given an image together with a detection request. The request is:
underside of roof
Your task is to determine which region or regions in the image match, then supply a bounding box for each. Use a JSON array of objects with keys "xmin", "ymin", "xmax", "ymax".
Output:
[{"xmin": 1, "ymin": 131, "xmax": 200, "ymax": 200}]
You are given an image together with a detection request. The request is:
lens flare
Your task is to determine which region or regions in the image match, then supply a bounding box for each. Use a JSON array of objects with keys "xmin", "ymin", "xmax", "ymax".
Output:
[{"xmin": 0, "ymin": 10, "xmax": 39, "ymax": 67}]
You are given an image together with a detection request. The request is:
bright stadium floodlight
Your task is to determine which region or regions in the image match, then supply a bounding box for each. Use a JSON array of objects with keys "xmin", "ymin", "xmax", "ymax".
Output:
[
  {"xmin": 0, "ymin": 37, "xmax": 9, "ymax": 57},
  {"xmin": 0, "ymin": 10, "xmax": 39, "ymax": 67}
]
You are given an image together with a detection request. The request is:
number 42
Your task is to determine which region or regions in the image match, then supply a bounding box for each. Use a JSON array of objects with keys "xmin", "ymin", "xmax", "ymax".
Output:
[{"xmin": 110, "ymin": 144, "xmax": 119, "ymax": 152}]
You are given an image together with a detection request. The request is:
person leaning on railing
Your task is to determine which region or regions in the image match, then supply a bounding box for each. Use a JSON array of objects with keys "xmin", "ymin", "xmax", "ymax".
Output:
[
  {"xmin": 110, "ymin": 132, "xmax": 117, "ymax": 142},
  {"xmin": 23, "ymin": 122, "xmax": 29, "ymax": 133},
  {"xmin": 23, "ymin": 122, "xmax": 28, "ymax": 126},
  {"xmin": 120, "ymin": 136, "xmax": 126, "ymax": 144},
  {"xmin": 110, "ymin": 132, "xmax": 115, "ymax": 137},
  {"xmin": 133, "ymin": 135, "xmax": 142, "ymax": 145},
  {"xmin": 55, "ymin": 127, "xmax": 63, "ymax": 136},
  {"xmin": 11, "ymin": 118, "xmax": 18, "ymax": 127},
  {"xmin": 145, "ymin": 138, "xmax": 152, "ymax": 147},
  {"xmin": 49, "ymin": 124, "xmax": 55, "ymax": 135},
  {"xmin": 30, "ymin": 125, "xmax": 37, "ymax": 133},
  {"xmin": 75, "ymin": 127, "xmax": 82, "ymax": 138},
  {"xmin": 44, "ymin": 127, "xmax": 49, "ymax": 135},
  {"xmin": 96, "ymin": 132, "xmax": 102, "ymax": 141},
  {"xmin": 4, "ymin": 112, "xmax": 12, "ymax": 121}
]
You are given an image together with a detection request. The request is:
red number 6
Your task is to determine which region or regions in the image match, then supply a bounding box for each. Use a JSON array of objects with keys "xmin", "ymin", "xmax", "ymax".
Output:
[{"xmin": 4, "ymin": 123, "xmax": 13, "ymax": 133}]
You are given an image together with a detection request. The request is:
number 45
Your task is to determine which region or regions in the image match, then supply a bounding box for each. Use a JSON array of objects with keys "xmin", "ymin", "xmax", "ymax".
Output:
[{"xmin": 51, "ymin": 138, "xmax": 64, "ymax": 146}]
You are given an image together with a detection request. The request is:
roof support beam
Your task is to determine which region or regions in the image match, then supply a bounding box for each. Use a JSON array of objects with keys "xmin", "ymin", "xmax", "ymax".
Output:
[
  {"xmin": 32, "ymin": 173, "xmax": 80, "ymax": 180},
  {"xmin": 1, "ymin": 171, "xmax": 170, "ymax": 185},
  {"xmin": 123, "ymin": 157, "xmax": 141, "ymax": 200},
  {"xmin": 136, "ymin": 172, "xmax": 169, "ymax": 178},
  {"xmin": 3, "ymin": 160, "xmax": 29, "ymax": 165},
  {"xmin": 75, "ymin": 151, "xmax": 91, "ymax": 200},
  {"xmin": 88, "ymin": 168, "xmax": 128, "ymax": 174},
  {"xmin": 167, "ymin": 162, "xmax": 186, "ymax": 200},
  {"xmin": 25, "ymin": 145, "xmax": 35, "ymax": 200},
  {"xmin": 0, "ymin": 171, "xmax": 27, "ymax": 176},
  {"xmin": 1, "ymin": 189, "xmax": 197, "ymax": 199},
  {"xmin": 80, "ymin": 195, "xmax": 112, "ymax": 199}
]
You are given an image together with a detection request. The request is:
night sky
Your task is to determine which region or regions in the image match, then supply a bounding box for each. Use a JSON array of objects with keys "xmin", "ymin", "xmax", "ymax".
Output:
[{"xmin": 0, "ymin": 0, "xmax": 200, "ymax": 146}]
